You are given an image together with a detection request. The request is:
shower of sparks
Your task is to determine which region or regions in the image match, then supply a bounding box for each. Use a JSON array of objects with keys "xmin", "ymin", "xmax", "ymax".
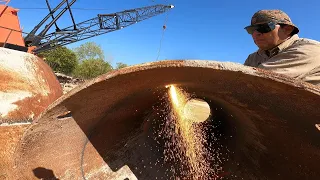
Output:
[{"xmin": 162, "ymin": 84, "xmax": 223, "ymax": 179}]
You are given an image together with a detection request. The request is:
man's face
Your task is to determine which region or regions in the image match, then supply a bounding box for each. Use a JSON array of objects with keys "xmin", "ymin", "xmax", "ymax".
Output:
[
  {"xmin": 250, "ymin": 23, "xmax": 292, "ymax": 50},
  {"xmin": 252, "ymin": 24, "xmax": 281, "ymax": 50}
]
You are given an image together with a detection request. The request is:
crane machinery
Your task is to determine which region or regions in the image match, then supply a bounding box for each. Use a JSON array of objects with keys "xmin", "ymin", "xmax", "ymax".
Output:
[
  {"xmin": 24, "ymin": 0, "xmax": 174, "ymax": 54},
  {"xmin": 1, "ymin": 0, "xmax": 174, "ymax": 54}
]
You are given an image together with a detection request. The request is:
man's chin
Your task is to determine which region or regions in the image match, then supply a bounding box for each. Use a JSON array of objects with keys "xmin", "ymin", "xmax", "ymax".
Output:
[{"xmin": 255, "ymin": 43, "xmax": 269, "ymax": 50}]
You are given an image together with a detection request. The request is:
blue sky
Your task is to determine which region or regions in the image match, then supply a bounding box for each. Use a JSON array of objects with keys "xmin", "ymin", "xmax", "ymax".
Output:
[{"xmin": 7, "ymin": 0, "xmax": 320, "ymax": 66}]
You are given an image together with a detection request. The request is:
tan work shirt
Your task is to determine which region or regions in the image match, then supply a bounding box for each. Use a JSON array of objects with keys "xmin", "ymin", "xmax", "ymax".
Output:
[{"xmin": 244, "ymin": 34, "xmax": 320, "ymax": 86}]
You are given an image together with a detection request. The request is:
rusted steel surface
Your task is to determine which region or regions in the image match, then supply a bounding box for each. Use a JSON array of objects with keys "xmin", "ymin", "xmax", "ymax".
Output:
[
  {"xmin": 0, "ymin": 47, "xmax": 63, "ymax": 123},
  {"xmin": 10, "ymin": 60, "xmax": 320, "ymax": 179},
  {"xmin": 0, "ymin": 47, "xmax": 62, "ymax": 178},
  {"xmin": 0, "ymin": 124, "xmax": 29, "ymax": 179}
]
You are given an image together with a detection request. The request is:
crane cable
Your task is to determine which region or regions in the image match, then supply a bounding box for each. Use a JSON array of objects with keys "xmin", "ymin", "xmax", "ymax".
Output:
[{"xmin": 156, "ymin": 0, "xmax": 171, "ymax": 61}]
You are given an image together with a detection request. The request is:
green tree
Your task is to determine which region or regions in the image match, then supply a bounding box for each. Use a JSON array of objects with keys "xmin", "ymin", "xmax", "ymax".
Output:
[
  {"xmin": 73, "ymin": 42, "xmax": 105, "ymax": 62},
  {"xmin": 39, "ymin": 46, "xmax": 78, "ymax": 74},
  {"xmin": 115, "ymin": 62, "xmax": 128, "ymax": 69},
  {"xmin": 73, "ymin": 59, "xmax": 113, "ymax": 79},
  {"xmin": 71, "ymin": 41, "xmax": 115, "ymax": 79}
]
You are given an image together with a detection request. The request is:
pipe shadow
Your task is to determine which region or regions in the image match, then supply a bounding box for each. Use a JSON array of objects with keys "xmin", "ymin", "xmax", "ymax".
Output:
[{"xmin": 33, "ymin": 167, "xmax": 59, "ymax": 180}]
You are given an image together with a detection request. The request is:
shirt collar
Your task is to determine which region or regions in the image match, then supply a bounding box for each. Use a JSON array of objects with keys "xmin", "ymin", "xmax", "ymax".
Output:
[{"xmin": 257, "ymin": 34, "xmax": 299, "ymax": 57}]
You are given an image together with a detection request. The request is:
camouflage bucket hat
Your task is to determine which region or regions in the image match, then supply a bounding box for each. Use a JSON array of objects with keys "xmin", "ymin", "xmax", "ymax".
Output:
[{"xmin": 250, "ymin": 9, "xmax": 299, "ymax": 34}]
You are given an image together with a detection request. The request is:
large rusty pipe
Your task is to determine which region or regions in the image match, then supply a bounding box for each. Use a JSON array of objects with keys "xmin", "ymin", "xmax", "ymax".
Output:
[
  {"xmin": 0, "ymin": 47, "xmax": 62, "ymax": 179},
  {"xmin": 0, "ymin": 47, "xmax": 63, "ymax": 122},
  {"xmin": 10, "ymin": 60, "xmax": 320, "ymax": 179}
]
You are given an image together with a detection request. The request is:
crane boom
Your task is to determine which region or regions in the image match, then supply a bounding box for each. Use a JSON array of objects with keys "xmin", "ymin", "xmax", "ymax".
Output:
[{"xmin": 30, "ymin": 4, "xmax": 174, "ymax": 54}]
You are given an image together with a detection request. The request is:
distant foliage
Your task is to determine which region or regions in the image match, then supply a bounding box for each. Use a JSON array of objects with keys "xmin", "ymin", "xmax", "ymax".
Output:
[
  {"xmin": 71, "ymin": 42, "xmax": 113, "ymax": 79},
  {"xmin": 39, "ymin": 46, "xmax": 78, "ymax": 75},
  {"xmin": 115, "ymin": 62, "xmax": 128, "ymax": 69},
  {"xmin": 40, "ymin": 41, "xmax": 130, "ymax": 79},
  {"xmin": 73, "ymin": 59, "xmax": 113, "ymax": 79},
  {"xmin": 73, "ymin": 42, "xmax": 105, "ymax": 62}
]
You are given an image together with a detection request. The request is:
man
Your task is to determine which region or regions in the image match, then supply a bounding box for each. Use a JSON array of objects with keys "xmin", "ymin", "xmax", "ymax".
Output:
[{"xmin": 244, "ymin": 9, "xmax": 320, "ymax": 86}]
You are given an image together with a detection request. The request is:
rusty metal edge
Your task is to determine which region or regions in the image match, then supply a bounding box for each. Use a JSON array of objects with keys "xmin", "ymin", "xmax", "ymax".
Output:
[{"xmin": 31, "ymin": 59, "xmax": 320, "ymax": 124}]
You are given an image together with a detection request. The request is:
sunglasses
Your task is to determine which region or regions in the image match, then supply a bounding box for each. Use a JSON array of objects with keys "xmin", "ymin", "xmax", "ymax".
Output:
[{"xmin": 244, "ymin": 22, "xmax": 276, "ymax": 34}]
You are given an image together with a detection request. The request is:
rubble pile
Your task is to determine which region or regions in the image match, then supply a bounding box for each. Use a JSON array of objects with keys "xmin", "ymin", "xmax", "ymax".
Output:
[{"xmin": 54, "ymin": 72, "xmax": 85, "ymax": 94}]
